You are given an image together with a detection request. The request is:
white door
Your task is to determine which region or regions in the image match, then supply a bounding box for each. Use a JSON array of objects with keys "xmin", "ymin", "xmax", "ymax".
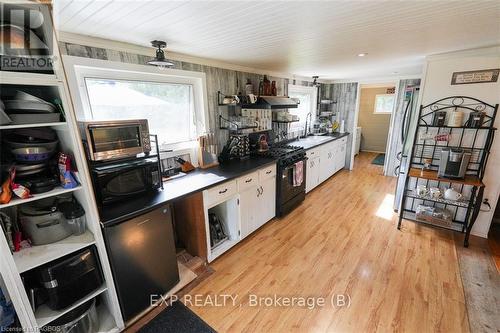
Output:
[
  {"xmin": 335, "ymin": 143, "xmax": 347, "ymax": 173},
  {"xmin": 258, "ymin": 176, "xmax": 276, "ymax": 227},
  {"xmin": 306, "ymin": 156, "xmax": 320, "ymax": 193},
  {"xmin": 239, "ymin": 185, "xmax": 260, "ymax": 239},
  {"xmin": 320, "ymin": 142, "xmax": 335, "ymax": 182}
]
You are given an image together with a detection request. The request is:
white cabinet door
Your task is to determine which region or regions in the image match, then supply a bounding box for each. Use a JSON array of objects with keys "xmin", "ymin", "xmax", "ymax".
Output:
[
  {"xmin": 239, "ymin": 185, "xmax": 260, "ymax": 239},
  {"xmin": 335, "ymin": 143, "xmax": 347, "ymax": 173},
  {"xmin": 259, "ymin": 176, "xmax": 276, "ymax": 226},
  {"xmin": 306, "ymin": 156, "xmax": 320, "ymax": 193},
  {"xmin": 319, "ymin": 142, "xmax": 336, "ymax": 183}
]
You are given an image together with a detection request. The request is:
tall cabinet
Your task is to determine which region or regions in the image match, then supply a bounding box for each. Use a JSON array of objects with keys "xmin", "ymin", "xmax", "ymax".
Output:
[{"xmin": 0, "ymin": 3, "xmax": 123, "ymax": 332}]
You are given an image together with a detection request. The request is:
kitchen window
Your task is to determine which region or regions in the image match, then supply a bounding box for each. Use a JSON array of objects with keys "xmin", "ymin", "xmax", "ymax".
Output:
[
  {"xmin": 288, "ymin": 84, "xmax": 317, "ymax": 133},
  {"xmin": 63, "ymin": 56, "xmax": 208, "ymax": 150},
  {"xmin": 85, "ymin": 78, "xmax": 196, "ymax": 145},
  {"xmin": 374, "ymin": 94, "xmax": 395, "ymax": 114}
]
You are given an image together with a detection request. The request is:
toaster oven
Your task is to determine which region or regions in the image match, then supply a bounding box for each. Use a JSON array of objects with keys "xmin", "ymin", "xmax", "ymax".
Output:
[{"xmin": 79, "ymin": 119, "xmax": 151, "ymax": 162}]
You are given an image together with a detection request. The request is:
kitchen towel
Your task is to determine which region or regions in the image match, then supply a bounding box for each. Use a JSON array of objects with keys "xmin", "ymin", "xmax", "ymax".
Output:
[{"xmin": 293, "ymin": 160, "xmax": 304, "ymax": 187}]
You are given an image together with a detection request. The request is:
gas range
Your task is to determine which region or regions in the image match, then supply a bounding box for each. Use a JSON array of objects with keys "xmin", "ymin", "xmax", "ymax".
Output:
[{"xmin": 256, "ymin": 144, "xmax": 306, "ymax": 166}]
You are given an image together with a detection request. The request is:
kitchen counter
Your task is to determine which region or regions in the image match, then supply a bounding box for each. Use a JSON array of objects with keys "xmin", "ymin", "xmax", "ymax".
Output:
[
  {"xmin": 99, "ymin": 156, "xmax": 277, "ymax": 225},
  {"xmin": 290, "ymin": 132, "xmax": 350, "ymax": 150}
]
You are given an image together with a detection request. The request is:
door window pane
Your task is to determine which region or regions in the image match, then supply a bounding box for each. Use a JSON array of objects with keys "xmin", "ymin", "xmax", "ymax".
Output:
[
  {"xmin": 85, "ymin": 78, "xmax": 195, "ymax": 145},
  {"xmin": 374, "ymin": 94, "xmax": 395, "ymax": 114}
]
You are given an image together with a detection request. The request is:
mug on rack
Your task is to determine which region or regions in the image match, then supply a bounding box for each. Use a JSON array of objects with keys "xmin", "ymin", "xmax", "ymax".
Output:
[
  {"xmin": 416, "ymin": 185, "xmax": 428, "ymax": 197},
  {"xmin": 430, "ymin": 187, "xmax": 442, "ymax": 199}
]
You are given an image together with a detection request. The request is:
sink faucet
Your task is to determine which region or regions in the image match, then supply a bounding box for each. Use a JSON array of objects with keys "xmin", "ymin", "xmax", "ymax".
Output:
[{"xmin": 303, "ymin": 112, "xmax": 312, "ymax": 137}]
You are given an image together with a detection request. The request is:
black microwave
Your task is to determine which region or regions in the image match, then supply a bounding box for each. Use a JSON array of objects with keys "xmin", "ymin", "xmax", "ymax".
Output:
[{"xmin": 90, "ymin": 157, "xmax": 161, "ymax": 206}]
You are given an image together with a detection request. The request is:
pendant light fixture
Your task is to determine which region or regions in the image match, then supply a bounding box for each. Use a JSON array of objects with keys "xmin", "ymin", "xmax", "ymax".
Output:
[{"xmin": 147, "ymin": 40, "xmax": 174, "ymax": 68}]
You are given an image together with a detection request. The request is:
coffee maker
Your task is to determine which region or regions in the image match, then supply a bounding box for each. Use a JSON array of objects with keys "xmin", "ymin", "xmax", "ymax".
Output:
[{"xmin": 438, "ymin": 148, "xmax": 471, "ymax": 179}]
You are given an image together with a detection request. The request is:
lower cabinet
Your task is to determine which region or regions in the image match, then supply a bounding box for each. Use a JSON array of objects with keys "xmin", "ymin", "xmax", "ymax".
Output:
[
  {"xmin": 306, "ymin": 155, "xmax": 321, "ymax": 193},
  {"xmin": 239, "ymin": 185, "xmax": 260, "ymax": 239},
  {"xmin": 319, "ymin": 141, "xmax": 336, "ymax": 183},
  {"xmin": 203, "ymin": 164, "xmax": 277, "ymax": 262},
  {"xmin": 239, "ymin": 166, "xmax": 276, "ymax": 239},
  {"xmin": 306, "ymin": 136, "xmax": 348, "ymax": 193}
]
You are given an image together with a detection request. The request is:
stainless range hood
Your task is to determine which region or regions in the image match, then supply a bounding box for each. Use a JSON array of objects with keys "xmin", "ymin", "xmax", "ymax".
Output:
[{"xmin": 257, "ymin": 96, "xmax": 299, "ymax": 109}]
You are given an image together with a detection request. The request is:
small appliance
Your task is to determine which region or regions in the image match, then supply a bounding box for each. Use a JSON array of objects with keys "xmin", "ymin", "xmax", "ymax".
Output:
[
  {"xmin": 79, "ymin": 119, "xmax": 151, "ymax": 162},
  {"xmin": 466, "ymin": 111, "xmax": 485, "ymax": 128},
  {"xmin": 90, "ymin": 157, "xmax": 161, "ymax": 206},
  {"xmin": 432, "ymin": 111, "xmax": 447, "ymax": 126},
  {"xmin": 438, "ymin": 147, "xmax": 471, "ymax": 179}
]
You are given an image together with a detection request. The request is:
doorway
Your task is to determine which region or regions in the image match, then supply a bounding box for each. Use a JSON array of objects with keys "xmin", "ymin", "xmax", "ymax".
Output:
[{"xmin": 354, "ymin": 83, "xmax": 397, "ymax": 170}]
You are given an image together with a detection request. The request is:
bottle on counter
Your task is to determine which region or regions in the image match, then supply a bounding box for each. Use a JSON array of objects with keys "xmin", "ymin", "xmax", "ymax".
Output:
[
  {"xmin": 258, "ymin": 78, "xmax": 264, "ymax": 96},
  {"xmin": 271, "ymin": 80, "xmax": 277, "ymax": 96},
  {"xmin": 263, "ymin": 75, "xmax": 271, "ymax": 96}
]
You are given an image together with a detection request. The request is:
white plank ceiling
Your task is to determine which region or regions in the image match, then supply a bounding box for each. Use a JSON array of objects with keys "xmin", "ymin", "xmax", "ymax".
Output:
[{"xmin": 54, "ymin": 0, "xmax": 500, "ymax": 80}]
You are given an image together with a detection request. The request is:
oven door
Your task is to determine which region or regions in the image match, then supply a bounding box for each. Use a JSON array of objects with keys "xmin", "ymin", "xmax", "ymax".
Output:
[
  {"xmin": 92, "ymin": 159, "xmax": 160, "ymax": 205},
  {"xmin": 280, "ymin": 159, "xmax": 306, "ymax": 203}
]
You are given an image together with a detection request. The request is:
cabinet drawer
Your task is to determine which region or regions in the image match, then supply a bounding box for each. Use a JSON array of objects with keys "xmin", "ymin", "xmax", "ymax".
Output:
[
  {"xmin": 259, "ymin": 164, "xmax": 276, "ymax": 180},
  {"xmin": 237, "ymin": 171, "xmax": 259, "ymax": 191},
  {"xmin": 307, "ymin": 147, "xmax": 321, "ymax": 158},
  {"xmin": 204, "ymin": 180, "xmax": 237, "ymax": 207}
]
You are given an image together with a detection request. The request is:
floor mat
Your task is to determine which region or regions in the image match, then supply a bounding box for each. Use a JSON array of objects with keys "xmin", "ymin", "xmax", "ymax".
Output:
[
  {"xmin": 138, "ymin": 301, "xmax": 216, "ymax": 333},
  {"xmin": 371, "ymin": 153, "xmax": 385, "ymax": 165}
]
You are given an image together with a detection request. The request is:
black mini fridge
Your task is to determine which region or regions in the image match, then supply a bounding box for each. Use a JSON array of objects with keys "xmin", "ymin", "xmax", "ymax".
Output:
[{"xmin": 103, "ymin": 203, "xmax": 179, "ymax": 322}]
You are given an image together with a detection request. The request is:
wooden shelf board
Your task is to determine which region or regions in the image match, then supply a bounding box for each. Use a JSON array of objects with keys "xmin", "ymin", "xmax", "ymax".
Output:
[
  {"xmin": 402, "ymin": 211, "xmax": 464, "ymax": 233},
  {"xmin": 0, "ymin": 186, "xmax": 82, "ymax": 209},
  {"xmin": 272, "ymin": 120, "xmax": 300, "ymax": 123},
  {"xmin": 0, "ymin": 71, "xmax": 60, "ymax": 86},
  {"xmin": 0, "ymin": 122, "xmax": 67, "ymax": 130},
  {"xmin": 36, "ymin": 285, "xmax": 107, "ymax": 328},
  {"xmin": 408, "ymin": 168, "xmax": 483, "ymax": 187},
  {"xmin": 13, "ymin": 230, "xmax": 95, "ymax": 273}
]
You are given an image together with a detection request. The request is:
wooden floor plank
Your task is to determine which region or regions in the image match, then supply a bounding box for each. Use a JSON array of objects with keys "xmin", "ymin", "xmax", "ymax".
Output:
[{"xmin": 185, "ymin": 152, "xmax": 471, "ymax": 332}]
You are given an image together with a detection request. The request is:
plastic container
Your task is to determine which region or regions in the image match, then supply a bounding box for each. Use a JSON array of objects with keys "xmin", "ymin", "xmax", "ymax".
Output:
[
  {"xmin": 58, "ymin": 201, "xmax": 86, "ymax": 235},
  {"xmin": 19, "ymin": 206, "xmax": 71, "ymax": 245}
]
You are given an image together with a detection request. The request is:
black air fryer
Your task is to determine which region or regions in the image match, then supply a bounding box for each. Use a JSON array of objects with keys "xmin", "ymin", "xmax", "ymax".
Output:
[{"xmin": 37, "ymin": 246, "xmax": 103, "ymax": 310}]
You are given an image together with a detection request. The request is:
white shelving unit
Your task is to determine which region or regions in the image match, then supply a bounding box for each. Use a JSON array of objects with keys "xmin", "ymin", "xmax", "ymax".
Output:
[
  {"xmin": 0, "ymin": 122, "xmax": 67, "ymax": 130},
  {"xmin": 34, "ymin": 285, "xmax": 108, "ymax": 327},
  {"xmin": 0, "ymin": 3, "xmax": 124, "ymax": 332},
  {"xmin": 13, "ymin": 230, "xmax": 95, "ymax": 273},
  {"xmin": 0, "ymin": 186, "xmax": 82, "ymax": 209}
]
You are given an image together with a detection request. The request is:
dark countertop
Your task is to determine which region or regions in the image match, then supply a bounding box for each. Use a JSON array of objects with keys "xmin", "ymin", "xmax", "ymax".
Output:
[
  {"xmin": 100, "ymin": 156, "xmax": 277, "ymax": 225},
  {"xmin": 290, "ymin": 132, "xmax": 350, "ymax": 150}
]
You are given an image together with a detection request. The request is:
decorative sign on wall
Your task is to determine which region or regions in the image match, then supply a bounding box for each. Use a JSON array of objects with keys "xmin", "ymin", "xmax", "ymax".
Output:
[
  {"xmin": 451, "ymin": 68, "xmax": 499, "ymax": 85},
  {"xmin": 386, "ymin": 87, "xmax": 395, "ymax": 94}
]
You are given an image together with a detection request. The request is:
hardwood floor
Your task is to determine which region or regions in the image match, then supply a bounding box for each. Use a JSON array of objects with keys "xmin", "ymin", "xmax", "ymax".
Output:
[{"xmin": 185, "ymin": 152, "xmax": 469, "ymax": 332}]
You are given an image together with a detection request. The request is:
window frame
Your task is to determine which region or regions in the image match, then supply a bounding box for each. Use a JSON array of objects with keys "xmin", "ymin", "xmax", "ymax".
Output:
[
  {"xmin": 62, "ymin": 55, "xmax": 209, "ymax": 151},
  {"xmin": 373, "ymin": 93, "xmax": 395, "ymax": 115},
  {"xmin": 287, "ymin": 84, "xmax": 318, "ymax": 131}
]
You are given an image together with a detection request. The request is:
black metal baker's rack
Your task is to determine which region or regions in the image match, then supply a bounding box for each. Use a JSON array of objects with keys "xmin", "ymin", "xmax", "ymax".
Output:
[{"xmin": 397, "ymin": 96, "xmax": 498, "ymax": 247}]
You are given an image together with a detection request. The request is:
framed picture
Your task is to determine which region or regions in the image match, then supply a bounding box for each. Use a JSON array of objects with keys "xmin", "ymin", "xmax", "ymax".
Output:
[{"xmin": 451, "ymin": 69, "xmax": 499, "ymax": 85}]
